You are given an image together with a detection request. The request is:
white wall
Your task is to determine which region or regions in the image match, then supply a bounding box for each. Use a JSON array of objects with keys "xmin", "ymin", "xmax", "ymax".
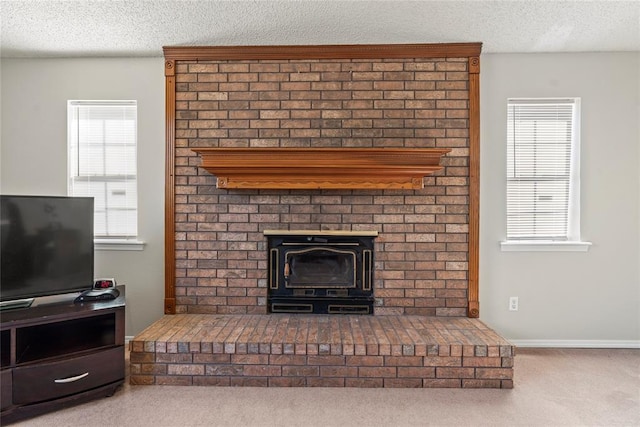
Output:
[
  {"xmin": 1, "ymin": 58, "xmax": 166, "ymax": 336},
  {"xmin": 2, "ymin": 53, "xmax": 639, "ymax": 344},
  {"xmin": 480, "ymin": 52, "xmax": 640, "ymax": 345}
]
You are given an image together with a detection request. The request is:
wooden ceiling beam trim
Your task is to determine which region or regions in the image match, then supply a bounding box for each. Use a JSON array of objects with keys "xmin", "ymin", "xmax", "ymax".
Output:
[{"xmin": 163, "ymin": 43, "xmax": 482, "ymax": 61}]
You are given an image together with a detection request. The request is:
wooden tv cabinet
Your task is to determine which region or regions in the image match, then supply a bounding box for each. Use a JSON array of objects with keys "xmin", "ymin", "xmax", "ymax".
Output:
[{"xmin": 0, "ymin": 286, "xmax": 125, "ymax": 424}]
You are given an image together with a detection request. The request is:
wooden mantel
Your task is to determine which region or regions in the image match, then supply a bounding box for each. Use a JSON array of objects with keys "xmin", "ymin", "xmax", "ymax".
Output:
[{"xmin": 192, "ymin": 147, "xmax": 451, "ymax": 190}]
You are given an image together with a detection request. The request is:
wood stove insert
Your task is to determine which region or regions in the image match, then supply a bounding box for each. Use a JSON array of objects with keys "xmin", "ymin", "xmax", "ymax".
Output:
[{"xmin": 264, "ymin": 230, "xmax": 377, "ymax": 315}]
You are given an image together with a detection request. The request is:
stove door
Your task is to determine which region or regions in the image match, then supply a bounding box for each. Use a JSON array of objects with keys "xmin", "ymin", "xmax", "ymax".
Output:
[{"xmin": 284, "ymin": 247, "xmax": 356, "ymax": 288}]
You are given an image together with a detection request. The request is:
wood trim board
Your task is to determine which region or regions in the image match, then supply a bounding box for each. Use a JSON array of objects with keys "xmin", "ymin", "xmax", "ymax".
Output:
[{"xmin": 163, "ymin": 43, "xmax": 481, "ymax": 317}]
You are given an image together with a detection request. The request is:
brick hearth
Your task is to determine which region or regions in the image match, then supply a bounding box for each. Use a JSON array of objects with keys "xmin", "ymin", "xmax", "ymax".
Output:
[{"xmin": 130, "ymin": 314, "xmax": 514, "ymax": 388}]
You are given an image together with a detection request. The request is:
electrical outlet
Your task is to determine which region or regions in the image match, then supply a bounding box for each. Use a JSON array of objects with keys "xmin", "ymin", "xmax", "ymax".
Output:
[{"xmin": 509, "ymin": 297, "xmax": 519, "ymax": 311}]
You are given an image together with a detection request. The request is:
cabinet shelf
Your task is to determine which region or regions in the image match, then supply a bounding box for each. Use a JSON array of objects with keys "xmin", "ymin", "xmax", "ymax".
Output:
[{"xmin": 15, "ymin": 314, "xmax": 117, "ymax": 364}]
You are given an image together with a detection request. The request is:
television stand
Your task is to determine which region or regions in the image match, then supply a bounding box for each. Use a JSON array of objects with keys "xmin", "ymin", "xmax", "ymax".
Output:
[{"xmin": 0, "ymin": 286, "xmax": 125, "ymax": 424}]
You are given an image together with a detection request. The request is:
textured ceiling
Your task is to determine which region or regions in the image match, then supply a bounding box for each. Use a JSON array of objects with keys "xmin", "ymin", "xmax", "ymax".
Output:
[{"xmin": 1, "ymin": 0, "xmax": 639, "ymax": 58}]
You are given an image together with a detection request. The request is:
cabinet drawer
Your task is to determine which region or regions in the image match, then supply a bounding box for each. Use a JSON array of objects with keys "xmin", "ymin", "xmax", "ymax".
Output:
[{"xmin": 13, "ymin": 346, "xmax": 124, "ymax": 405}]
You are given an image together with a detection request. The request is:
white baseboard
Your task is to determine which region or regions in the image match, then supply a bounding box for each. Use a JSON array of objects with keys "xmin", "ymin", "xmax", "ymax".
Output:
[{"xmin": 509, "ymin": 339, "xmax": 640, "ymax": 349}]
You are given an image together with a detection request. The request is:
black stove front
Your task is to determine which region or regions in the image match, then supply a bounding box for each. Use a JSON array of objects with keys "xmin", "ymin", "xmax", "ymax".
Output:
[{"xmin": 265, "ymin": 231, "xmax": 377, "ymax": 314}]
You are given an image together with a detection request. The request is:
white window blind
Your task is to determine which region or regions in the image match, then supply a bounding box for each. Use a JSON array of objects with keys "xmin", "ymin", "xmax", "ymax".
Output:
[
  {"xmin": 506, "ymin": 98, "xmax": 579, "ymax": 241},
  {"xmin": 68, "ymin": 100, "xmax": 138, "ymax": 239}
]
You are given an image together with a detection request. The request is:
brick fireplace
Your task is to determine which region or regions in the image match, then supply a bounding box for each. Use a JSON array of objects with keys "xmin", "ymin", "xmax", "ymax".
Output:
[
  {"xmin": 129, "ymin": 43, "xmax": 514, "ymax": 389},
  {"xmin": 163, "ymin": 43, "xmax": 481, "ymax": 318}
]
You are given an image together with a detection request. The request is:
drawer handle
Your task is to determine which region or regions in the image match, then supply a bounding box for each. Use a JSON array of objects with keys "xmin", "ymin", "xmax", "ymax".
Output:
[{"xmin": 54, "ymin": 372, "xmax": 89, "ymax": 384}]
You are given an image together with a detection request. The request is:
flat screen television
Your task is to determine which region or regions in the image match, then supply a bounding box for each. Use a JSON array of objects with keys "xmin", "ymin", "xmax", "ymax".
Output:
[{"xmin": 1, "ymin": 195, "xmax": 94, "ymax": 308}]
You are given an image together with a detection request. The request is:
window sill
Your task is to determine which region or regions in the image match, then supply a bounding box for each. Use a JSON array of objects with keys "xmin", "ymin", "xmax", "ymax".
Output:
[
  {"xmin": 500, "ymin": 240, "xmax": 592, "ymax": 252},
  {"xmin": 95, "ymin": 239, "xmax": 145, "ymax": 251}
]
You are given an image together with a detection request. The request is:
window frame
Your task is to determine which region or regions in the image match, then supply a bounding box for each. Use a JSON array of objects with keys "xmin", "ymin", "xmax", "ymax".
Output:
[
  {"xmin": 67, "ymin": 100, "xmax": 144, "ymax": 251},
  {"xmin": 500, "ymin": 97, "xmax": 591, "ymax": 252}
]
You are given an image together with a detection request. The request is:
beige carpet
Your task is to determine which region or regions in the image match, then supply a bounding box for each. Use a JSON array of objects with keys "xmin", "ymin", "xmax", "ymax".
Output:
[{"xmin": 9, "ymin": 348, "xmax": 639, "ymax": 427}]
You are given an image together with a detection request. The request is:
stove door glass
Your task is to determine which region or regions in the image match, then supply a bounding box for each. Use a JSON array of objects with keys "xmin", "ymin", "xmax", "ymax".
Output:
[{"xmin": 285, "ymin": 248, "xmax": 356, "ymax": 288}]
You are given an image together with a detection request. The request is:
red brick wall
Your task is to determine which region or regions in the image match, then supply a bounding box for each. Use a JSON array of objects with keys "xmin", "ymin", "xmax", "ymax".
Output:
[{"xmin": 172, "ymin": 57, "xmax": 470, "ymax": 316}]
